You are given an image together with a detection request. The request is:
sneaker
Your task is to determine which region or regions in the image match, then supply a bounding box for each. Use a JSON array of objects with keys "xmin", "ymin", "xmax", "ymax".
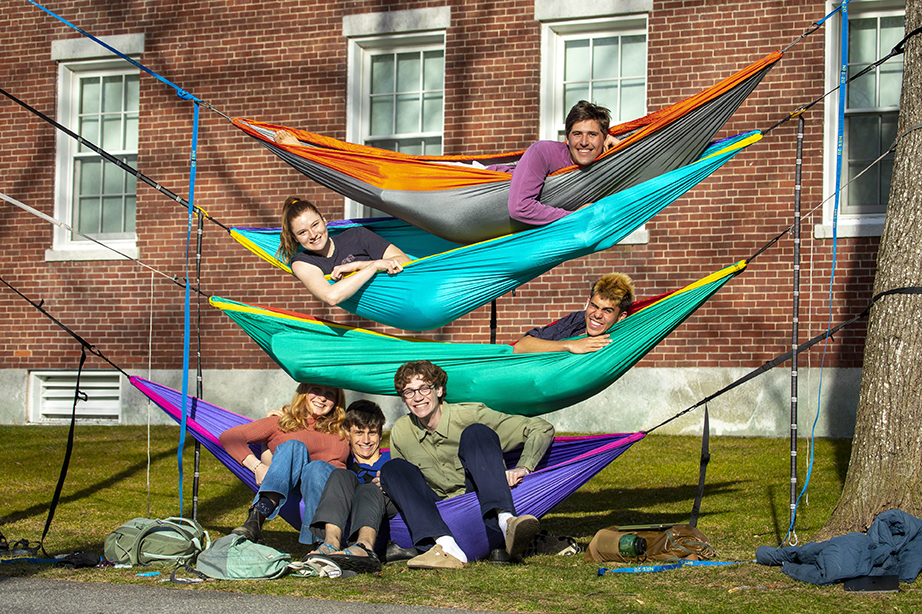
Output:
[
  {"xmin": 505, "ymin": 514, "xmax": 540, "ymax": 558},
  {"xmin": 407, "ymin": 545, "xmax": 467, "ymax": 569}
]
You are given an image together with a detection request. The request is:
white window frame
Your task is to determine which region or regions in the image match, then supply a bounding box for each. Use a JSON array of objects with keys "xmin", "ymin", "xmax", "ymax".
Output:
[
  {"xmin": 540, "ymin": 15, "xmax": 649, "ymax": 244},
  {"xmin": 28, "ymin": 370, "xmax": 123, "ymax": 424},
  {"xmin": 344, "ymin": 8, "xmax": 449, "ymax": 219},
  {"xmin": 49, "ymin": 35, "xmax": 143, "ymax": 261},
  {"xmin": 818, "ymin": 0, "xmax": 904, "ymax": 239}
]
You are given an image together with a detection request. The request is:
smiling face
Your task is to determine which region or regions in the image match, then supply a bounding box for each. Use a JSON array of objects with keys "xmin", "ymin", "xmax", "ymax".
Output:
[
  {"xmin": 290, "ymin": 209, "xmax": 331, "ymax": 256},
  {"xmin": 401, "ymin": 375, "xmax": 443, "ymax": 428},
  {"xmin": 584, "ymin": 293, "xmax": 625, "ymax": 337},
  {"xmin": 305, "ymin": 384, "xmax": 338, "ymax": 418},
  {"xmin": 566, "ymin": 119, "xmax": 606, "ymax": 166},
  {"xmin": 348, "ymin": 425, "xmax": 382, "ymax": 465}
]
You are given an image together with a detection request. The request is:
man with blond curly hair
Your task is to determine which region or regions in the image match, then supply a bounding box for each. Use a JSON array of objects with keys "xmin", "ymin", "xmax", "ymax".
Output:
[{"xmin": 513, "ymin": 272, "xmax": 634, "ymax": 354}]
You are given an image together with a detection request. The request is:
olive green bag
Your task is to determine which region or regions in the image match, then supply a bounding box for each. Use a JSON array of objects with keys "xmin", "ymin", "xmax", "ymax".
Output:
[
  {"xmin": 584, "ymin": 523, "xmax": 716, "ymax": 563},
  {"xmin": 104, "ymin": 517, "xmax": 209, "ymax": 566}
]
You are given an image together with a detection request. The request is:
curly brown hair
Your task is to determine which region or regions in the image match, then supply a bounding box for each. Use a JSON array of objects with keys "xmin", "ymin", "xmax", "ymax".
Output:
[
  {"xmin": 276, "ymin": 382, "xmax": 346, "ymax": 437},
  {"xmin": 394, "ymin": 360, "xmax": 447, "ymax": 401},
  {"xmin": 276, "ymin": 197, "xmax": 324, "ymax": 264}
]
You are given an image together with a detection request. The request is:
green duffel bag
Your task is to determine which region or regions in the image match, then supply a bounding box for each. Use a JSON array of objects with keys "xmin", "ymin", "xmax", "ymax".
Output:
[
  {"xmin": 104, "ymin": 517, "xmax": 209, "ymax": 566},
  {"xmin": 195, "ymin": 534, "xmax": 291, "ymax": 580}
]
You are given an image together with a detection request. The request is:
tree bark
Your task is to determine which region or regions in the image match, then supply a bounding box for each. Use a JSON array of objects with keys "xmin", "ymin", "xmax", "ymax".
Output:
[{"xmin": 816, "ymin": 1, "xmax": 922, "ymax": 540}]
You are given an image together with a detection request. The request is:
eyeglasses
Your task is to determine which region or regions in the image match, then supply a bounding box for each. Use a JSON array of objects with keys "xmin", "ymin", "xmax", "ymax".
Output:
[{"xmin": 400, "ymin": 384, "xmax": 434, "ymax": 399}]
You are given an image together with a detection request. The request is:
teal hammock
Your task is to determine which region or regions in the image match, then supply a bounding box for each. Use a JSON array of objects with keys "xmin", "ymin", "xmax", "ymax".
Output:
[
  {"xmin": 230, "ymin": 131, "xmax": 761, "ymax": 331},
  {"xmin": 211, "ymin": 259, "xmax": 747, "ymax": 415}
]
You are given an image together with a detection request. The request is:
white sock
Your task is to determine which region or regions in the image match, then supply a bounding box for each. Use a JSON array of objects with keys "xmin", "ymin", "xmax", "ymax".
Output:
[
  {"xmin": 498, "ymin": 511, "xmax": 514, "ymax": 535},
  {"xmin": 435, "ymin": 536, "xmax": 468, "ymax": 563}
]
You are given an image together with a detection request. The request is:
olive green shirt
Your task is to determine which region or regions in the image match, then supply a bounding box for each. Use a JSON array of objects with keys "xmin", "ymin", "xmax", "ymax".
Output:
[{"xmin": 389, "ymin": 402, "xmax": 555, "ymax": 500}]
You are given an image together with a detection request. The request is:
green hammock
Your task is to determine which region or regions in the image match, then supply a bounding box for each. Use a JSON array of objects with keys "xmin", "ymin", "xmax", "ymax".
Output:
[
  {"xmin": 211, "ymin": 260, "xmax": 747, "ymax": 415},
  {"xmin": 230, "ymin": 131, "xmax": 760, "ymax": 331}
]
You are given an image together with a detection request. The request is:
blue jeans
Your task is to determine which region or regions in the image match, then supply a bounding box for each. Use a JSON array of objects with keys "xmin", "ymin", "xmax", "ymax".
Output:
[{"xmin": 254, "ymin": 439, "xmax": 335, "ymax": 544}]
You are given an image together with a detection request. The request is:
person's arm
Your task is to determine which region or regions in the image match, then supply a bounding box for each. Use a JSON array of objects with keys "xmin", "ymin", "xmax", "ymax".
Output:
[
  {"xmin": 512, "ymin": 333, "xmax": 611, "ymax": 354},
  {"xmin": 329, "ymin": 244, "xmax": 411, "ymax": 280},
  {"xmin": 507, "ymin": 143, "xmax": 573, "ymax": 226},
  {"xmin": 218, "ymin": 418, "xmax": 277, "ymax": 484}
]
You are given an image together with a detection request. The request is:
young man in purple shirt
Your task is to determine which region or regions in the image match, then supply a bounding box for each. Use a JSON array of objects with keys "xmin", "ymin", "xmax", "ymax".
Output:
[
  {"xmin": 491, "ymin": 101, "xmax": 620, "ymax": 225},
  {"xmin": 513, "ymin": 272, "xmax": 634, "ymax": 354}
]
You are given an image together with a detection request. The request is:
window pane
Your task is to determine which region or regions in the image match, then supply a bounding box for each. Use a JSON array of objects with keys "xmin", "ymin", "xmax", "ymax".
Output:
[
  {"xmin": 620, "ymin": 79, "xmax": 646, "ymax": 121},
  {"xmin": 879, "ymin": 62, "xmax": 902, "ymax": 107},
  {"xmin": 102, "ymin": 116, "xmax": 122, "ymax": 151},
  {"xmin": 78, "ymin": 116, "xmax": 99, "ymax": 152},
  {"xmin": 879, "ymin": 158, "xmax": 893, "ymax": 206},
  {"xmin": 592, "ymin": 82, "xmax": 619, "ymax": 113},
  {"xmin": 847, "ymin": 161, "xmax": 877, "ymax": 207},
  {"xmin": 125, "ymin": 156, "xmax": 138, "ymax": 192},
  {"xmin": 880, "ymin": 16, "xmax": 905, "ymax": 51},
  {"xmin": 848, "ymin": 115, "xmax": 878, "ymax": 159},
  {"xmin": 77, "ymin": 197, "xmax": 100, "ymax": 234},
  {"xmin": 422, "ymin": 92, "xmax": 442, "ymax": 133},
  {"xmin": 102, "ymin": 159, "xmax": 123, "ymax": 194},
  {"xmin": 77, "ymin": 158, "xmax": 101, "ymax": 195},
  {"xmin": 371, "ymin": 55, "xmax": 394, "ymax": 95},
  {"xmin": 102, "ymin": 76, "xmax": 123, "ymax": 113},
  {"xmin": 847, "ymin": 69, "xmax": 876, "ymax": 109},
  {"xmin": 79, "ymin": 78, "xmax": 100, "ymax": 114},
  {"xmin": 564, "ymin": 84, "xmax": 590, "ymax": 117},
  {"xmin": 422, "ymin": 51, "xmax": 444, "ymax": 91},
  {"xmin": 424, "ymin": 138, "xmax": 441, "ymax": 156},
  {"xmin": 370, "ymin": 96, "xmax": 394, "ymax": 136},
  {"xmin": 395, "ymin": 93, "xmax": 420, "ymax": 134},
  {"xmin": 125, "ymin": 195, "xmax": 137, "ymax": 232},
  {"xmin": 396, "ymin": 53, "xmax": 421, "ymax": 93},
  {"xmin": 592, "ymin": 38, "xmax": 619, "ymax": 80},
  {"xmin": 848, "ymin": 19, "xmax": 878, "ymax": 64},
  {"xmin": 125, "ymin": 74, "xmax": 140, "ymax": 112},
  {"xmin": 564, "ymin": 39, "xmax": 590, "ymax": 82},
  {"xmin": 398, "ymin": 140, "xmax": 422, "ymax": 155},
  {"xmin": 125, "ymin": 114, "xmax": 139, "ymax": 150},
  {"xmin": 101, "ymin": 196, "xmax": 123, "ymax": 233},
  {"xmin": 621, "ymin": 35, "xmax": 646, "ymax": 78}
]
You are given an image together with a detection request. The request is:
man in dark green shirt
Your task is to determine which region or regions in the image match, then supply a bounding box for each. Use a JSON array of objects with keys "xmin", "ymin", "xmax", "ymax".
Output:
[{"xmin": 380, "ymin": 360, "xmax": 555, "ymax": 569}]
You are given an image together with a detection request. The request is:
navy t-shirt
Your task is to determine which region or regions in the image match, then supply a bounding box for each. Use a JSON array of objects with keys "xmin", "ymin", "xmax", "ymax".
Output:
[
  {"xmin": 348, "ymin": 450, "xmax": 391, "ymax": 484},
  {"xmin": 524, "ymin": 310, "xmax": 587, "ymax": 341},
  {"xmin": 291, "ymin": 227, "xmax": 392, "ymax": 275}
]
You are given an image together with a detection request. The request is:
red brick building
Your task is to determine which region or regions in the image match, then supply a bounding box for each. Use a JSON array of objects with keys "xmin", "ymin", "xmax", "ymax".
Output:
[{"xmin": 0, "ymin": 1, "xmax": 904, "ymax": 434}]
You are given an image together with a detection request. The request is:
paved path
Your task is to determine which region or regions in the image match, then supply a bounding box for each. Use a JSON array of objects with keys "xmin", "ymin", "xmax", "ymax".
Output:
[{"xmin": 0, "ymin": 577, "xmax": 507, "ymax": 614}]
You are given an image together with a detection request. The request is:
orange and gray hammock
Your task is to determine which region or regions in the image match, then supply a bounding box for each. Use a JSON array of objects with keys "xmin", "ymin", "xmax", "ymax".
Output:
[
  {"xmin": 211, "ymin": 259, "xmax": 747, "ymax": 416},
  {"xmin": 231, "ymin": 131, "xmax": 760, "ymax": 331},
  {"xmin": 234, "ymin": 52, "xmax": 780, "ymax": 245}
]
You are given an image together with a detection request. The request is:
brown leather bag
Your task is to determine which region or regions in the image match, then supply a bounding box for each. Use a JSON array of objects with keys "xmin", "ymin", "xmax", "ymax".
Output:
[{"xmin": 584, "ymin": 524, "xmax": 716, "ymax": 563}]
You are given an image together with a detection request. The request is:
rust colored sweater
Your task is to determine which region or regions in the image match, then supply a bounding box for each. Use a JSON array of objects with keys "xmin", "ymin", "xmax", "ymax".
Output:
[{"xmin": 219, "ymin": 415, "xmax": 349, "ymax": 469}]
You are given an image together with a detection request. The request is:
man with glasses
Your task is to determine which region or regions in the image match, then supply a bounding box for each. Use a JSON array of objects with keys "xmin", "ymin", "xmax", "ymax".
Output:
[
  {"xmin": 513, "ymin": 272, "xmax": 634, "ymax": 354},
  {"xmin": 379, "ymin": 360, "xmax": 555, "ymax": 569}
]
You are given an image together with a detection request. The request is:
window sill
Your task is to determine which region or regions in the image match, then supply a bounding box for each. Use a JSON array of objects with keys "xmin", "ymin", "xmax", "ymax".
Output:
[
  {"xmin": 45, "ymin": 245, "xmax": 139, "ymax": 262},
  {"xmin": 813, "ymin": 217, "xmax": 884, "ymax": 239}
]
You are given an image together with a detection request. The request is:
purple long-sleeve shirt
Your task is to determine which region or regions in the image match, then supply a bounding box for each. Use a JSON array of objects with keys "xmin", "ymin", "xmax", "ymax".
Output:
[{"xmin": 491, "ymin": 140, "xmax": 575, "ymax": 225}]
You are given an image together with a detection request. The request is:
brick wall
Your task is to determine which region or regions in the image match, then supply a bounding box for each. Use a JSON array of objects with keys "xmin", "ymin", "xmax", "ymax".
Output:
[{"xmin": 0, "ymin": 0, "xmax": 877, "ymax": 378}]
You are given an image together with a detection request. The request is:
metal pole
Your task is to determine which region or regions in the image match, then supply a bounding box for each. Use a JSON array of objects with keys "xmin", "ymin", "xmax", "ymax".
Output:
[
  {"xmin": 788, "ymin": 114, "xmax": 805, "ymax": 539},
  {"xmin": 490, "ymin": 300, "xmax": 498, "ymax": 344},
  {"xmin": 192, "ymin": 211, "xmax": 205, "ymax": 520}
]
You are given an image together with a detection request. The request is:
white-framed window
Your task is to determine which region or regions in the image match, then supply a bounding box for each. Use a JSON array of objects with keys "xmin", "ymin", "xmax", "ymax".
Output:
[
  {"xmin": 49, "ymin": 33, "xmax": 144, "ymax": 261},
  {"xmin": 540, "ymin": 15, "xmax": 649, "ymax": 243},
  {"xmin": 29, "ymin": 371, "xmax": 122, "ymax": 424},
  {"xmin": 819, "ymin": 1, "xmax": 904, "ymax": 238},
  {"xmin": 344, "ymin": 8, "xmax": 449, "ymax": 218}
]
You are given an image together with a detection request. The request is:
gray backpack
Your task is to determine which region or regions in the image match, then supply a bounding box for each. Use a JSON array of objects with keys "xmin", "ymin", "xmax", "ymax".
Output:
[
  {"xmin": 195, "ymin": 534, "xmax": 291, "ymax": 580},
  {"xmin": 104, "ymin": 517, "xmax": 209, "ymax": 566}
]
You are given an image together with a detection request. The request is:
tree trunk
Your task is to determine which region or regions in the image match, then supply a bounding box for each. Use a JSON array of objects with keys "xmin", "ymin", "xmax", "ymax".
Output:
[{"xmin": 816, "ymin": 1, "xmax": 922, "ymax": 541}]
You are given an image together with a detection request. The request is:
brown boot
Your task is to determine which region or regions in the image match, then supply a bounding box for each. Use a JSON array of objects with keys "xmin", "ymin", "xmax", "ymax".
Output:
[{"xmin": 231, "ymin": 506, "xmax": 266, "ymax": 543}]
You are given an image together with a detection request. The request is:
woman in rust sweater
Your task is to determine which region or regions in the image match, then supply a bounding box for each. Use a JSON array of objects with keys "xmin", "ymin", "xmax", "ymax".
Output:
[{"xmin": 220, "ymin": 382, "xmax": 350, "ymax": 546}]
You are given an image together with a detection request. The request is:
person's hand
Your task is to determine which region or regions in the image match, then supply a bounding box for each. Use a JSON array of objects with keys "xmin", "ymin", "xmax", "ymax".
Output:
[
  {"xmin": 603, "ymin": 134, "xmax": 621, "ymax": 151},
  {"xmin": 375, "ymin": 258, "xmax": 404, "ymax": 275},
  {"xmin": 266, "ymin": 408, "xmax": 283, "ymax": 417},
  {"xmin": 330, "ymin": 260, "xmax": 369, "ymax": 280},
  {"xmin": 567, "ymin": 334, "xmax": 611, "ymax": 354},
  {"xmin": 254, "ymin": 463, "xmax": 269, "ymax": 486},
  {"xmin": 505, "ymin": 466, "xmax": 530, "ymax": 489},
  {"xmin": 372, "ymin": 471, "xmax": 384, "ymax": 492},
  {"xmin": 274, "ymin": 130, "xmax": 300, "ymax": 145}
]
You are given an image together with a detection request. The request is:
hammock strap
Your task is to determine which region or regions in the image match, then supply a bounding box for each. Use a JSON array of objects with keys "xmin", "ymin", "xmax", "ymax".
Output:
[
  {"xmin": 688, "ymin": 405, "xmax": 710, "ymax": 528},
  {"xmin": 645, "ymin": 286, "xmax": 922, "ymax": 434}
]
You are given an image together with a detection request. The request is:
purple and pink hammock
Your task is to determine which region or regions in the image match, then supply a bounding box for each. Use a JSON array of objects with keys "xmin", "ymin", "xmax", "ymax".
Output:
[{"xmin": 131, "ymin": 376, "xmax": 643, "ymax": 561}]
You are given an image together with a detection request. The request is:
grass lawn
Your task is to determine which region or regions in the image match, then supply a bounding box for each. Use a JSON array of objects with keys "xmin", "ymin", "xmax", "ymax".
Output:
[{"xmin": 1, "ymin": 425, "xmax": 918, "ymax": 613}]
